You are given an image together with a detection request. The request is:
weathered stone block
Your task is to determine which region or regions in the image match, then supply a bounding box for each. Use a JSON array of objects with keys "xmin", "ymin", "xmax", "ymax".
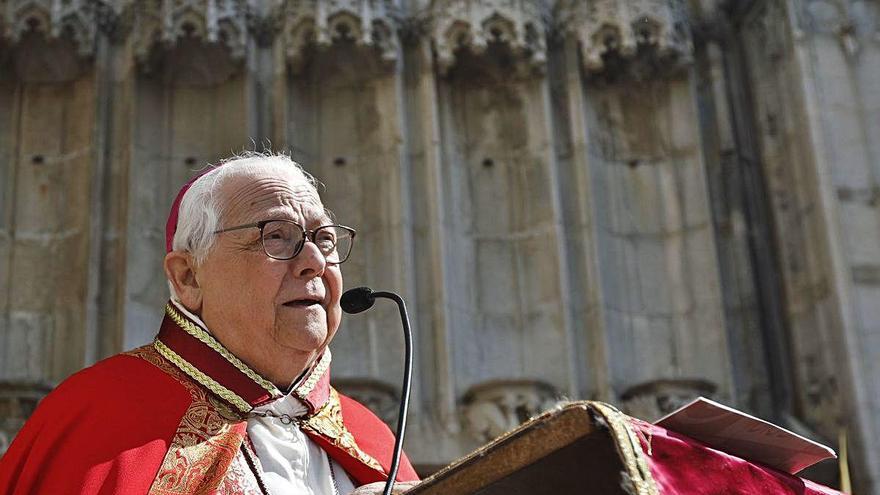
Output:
[{"xmin": 839, "ymin": 200, "xmax": 880, "ymax": 266}]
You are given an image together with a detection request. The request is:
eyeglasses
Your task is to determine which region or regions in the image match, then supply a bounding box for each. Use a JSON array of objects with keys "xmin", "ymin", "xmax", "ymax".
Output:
[{"xmin": 214, "ymin": 220, "xmax": 356, "ymax": 264}]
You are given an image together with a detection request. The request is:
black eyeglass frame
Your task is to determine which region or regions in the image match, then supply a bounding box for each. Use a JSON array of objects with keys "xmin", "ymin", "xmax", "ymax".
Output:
[{"xmin": 213, "ymin": 219, "xmax": 357, "ymax": 264}]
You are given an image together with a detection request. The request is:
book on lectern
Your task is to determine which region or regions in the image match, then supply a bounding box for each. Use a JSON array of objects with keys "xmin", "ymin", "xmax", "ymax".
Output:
[{"xmin": 655, "ymin": 397, "xmax": 836, "ymax": 474}]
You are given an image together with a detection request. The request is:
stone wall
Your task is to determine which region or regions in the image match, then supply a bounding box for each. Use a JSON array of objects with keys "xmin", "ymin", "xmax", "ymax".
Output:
[{"xmin": 0, "ymin": 0, "xmax": 877, "ymax": 491}]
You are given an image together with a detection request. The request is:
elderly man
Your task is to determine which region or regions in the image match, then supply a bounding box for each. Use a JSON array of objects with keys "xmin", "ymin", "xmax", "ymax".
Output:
[{"xmin": 0, "ymin": 153, "xmax": 419, "ymax": 494}]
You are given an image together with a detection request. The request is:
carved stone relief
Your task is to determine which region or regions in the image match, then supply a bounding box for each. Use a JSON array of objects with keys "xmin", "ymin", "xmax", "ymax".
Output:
[
  {"xmin": 278, "ymin": 0, "xmax": 400, "ymax": 74},
  {"xmin": 619, "ymin": 378, "xmax": 717, "ymax": 422},
  {"xmin": 427, "ymin": 0, "xmax": 547, "ymax": 75},
  {"xmin": 92, "ymin": 0, "xmax": 135, "ymax": 42},
  {"xmin": 460, "ymin": 381, "xmax": 563, "ymax": 443},
  {"xmin": 0, "ymin": 0, "xmax": 100, "ymax": 57},
  {"xmin": 556, "ymin": 0, "xmax": 692, "ymax": 77},
  {"xmin": 132, "ymin": 0, "xmax": 250, "ymax": 66},
  {"xmin": 2, "ymin": 0, "xmax": 402, "ymax": 71},
  {"xmin": 0, "ymin": 0, "xmax": 707, "ymax": 77},
  {"xmin": 0, "ymin": 0, "xmax": 257, "ymax": 64},
  {"xmin": 332, "ymin": 379, "xmax": 399, "ymax": 426}
]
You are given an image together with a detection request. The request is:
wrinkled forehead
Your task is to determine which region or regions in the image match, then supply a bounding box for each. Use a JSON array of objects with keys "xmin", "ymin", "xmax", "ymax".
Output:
[{"xmin": 214, "ymin": 165, "xmax": 329, "ymax": 225}]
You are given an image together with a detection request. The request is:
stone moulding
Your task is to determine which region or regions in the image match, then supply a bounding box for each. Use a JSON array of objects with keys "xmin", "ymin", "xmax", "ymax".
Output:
[
  {"xmin": 278, "ymin": 0, "xmax": 400, "ymax": 74},
  {"xmin": 0, "ymin": 0, "xmax": 100, "ymax": 57},
  {"xmin": 131, "ymin": 0, "xmax": 250, "ymax": 65},
  {"xmin": 0, "ymin": 0, "xmax": 697, "ymax": 75},
  {"xmin": 427, "ymin": 0, "xmax": 548, "ymax": 75},
  {"xmin": 0, "ymin": 0, "xmax": 251, "ymax": 62},
  {"xmin": 556, "ymin": 0, "xmax": 693, "ymax": 74}
]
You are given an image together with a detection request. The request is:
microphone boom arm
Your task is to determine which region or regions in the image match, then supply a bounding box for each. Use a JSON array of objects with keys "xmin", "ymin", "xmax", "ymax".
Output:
[{"xmin": 366, "ymin": 291, "xmax": 413, "ymax": 495}]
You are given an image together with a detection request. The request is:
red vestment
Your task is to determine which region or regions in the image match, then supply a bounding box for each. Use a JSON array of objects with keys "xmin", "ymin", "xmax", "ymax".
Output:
[
  {"xmin": 0, "ymin": 302, "xmax": 418, "ymax": 494},
  {"xmin": 577, "ymin": 403, "xmax": 843, "ymax": 495},
  {"xmin": 630, "ymin": 418, "xmax": 844, "ymax": 495}
]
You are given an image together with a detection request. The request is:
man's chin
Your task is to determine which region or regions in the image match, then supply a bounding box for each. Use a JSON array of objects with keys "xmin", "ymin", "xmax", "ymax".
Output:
[{"xmin": 277, "ymin": 325, "xmax": 328, "ymax": 354}]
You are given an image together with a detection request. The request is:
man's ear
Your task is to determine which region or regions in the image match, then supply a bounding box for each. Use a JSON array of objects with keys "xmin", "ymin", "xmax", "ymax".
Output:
[{"xmin": 164, "ymin": 251, "xmax": 203, "ymax": 313}]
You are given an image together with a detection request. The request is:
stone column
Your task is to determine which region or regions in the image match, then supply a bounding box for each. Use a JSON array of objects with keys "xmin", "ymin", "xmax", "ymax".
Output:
[
  {"xmin": 691, "ymin": 21, "xmax": 781, "ymax": 418},
  {"xmin": 86, "ymin": 3, "xmax": 140, "ymax": 366},
  {"xmin": 546, "ymin": 32, "xmax": 616, "ymax": 404},
  {"xmin": 399, "ymin": 34, "xmax": 462, "ymax": 463}
]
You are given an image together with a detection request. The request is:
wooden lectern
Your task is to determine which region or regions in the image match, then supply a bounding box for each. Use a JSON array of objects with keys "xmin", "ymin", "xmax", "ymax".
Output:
[
  {"xmin": 409, "ymin": 401, "xmax": 844, "ymax": 495},
  {"xmin": 410, "ymin": 402, "xmax": 653, "ymax": 495}
]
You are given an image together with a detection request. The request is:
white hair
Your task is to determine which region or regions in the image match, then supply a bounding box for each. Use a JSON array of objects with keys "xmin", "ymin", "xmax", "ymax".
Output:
[{"xmin": 168, "ymin": 152, "xmax": 319, "ymax": 300}]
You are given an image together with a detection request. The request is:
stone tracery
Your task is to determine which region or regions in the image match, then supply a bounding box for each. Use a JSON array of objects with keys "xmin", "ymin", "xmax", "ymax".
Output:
[
  {"xmin": 278, "ymin": 0, "xmax": 400, "ymax": 73},
  {"xmin": 556, "ymin": 0, "xmax": 692, "ymax": 74},
  {"xmin": 131, "ymin": 0, "xmax": 250, "ymax": 64},
  {"xmin": 427, "ymin": 0, "xmax": 547, "ymax": 75},
  {"xmin": 1, "ymin": 0, "xmax": 100, "ymax": 57},
  {"xmin": 0, "ymin": 0, "xmax": 697, "ymax": 74}
]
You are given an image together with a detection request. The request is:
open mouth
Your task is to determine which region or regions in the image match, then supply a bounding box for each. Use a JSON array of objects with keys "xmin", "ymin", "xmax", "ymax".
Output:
[{"xmin": 284, "ymin": 299, "xmax": 322, "ymax": 307}]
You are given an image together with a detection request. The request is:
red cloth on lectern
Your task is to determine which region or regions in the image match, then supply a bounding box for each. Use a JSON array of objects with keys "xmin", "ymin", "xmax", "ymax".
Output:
[
  {"xmin": 630, "ymin": 419, "xmax": 843, "ymax": 495},
  {"xmin": 0, "ymin": 303, "xmax": 418, "ymax": 494}
]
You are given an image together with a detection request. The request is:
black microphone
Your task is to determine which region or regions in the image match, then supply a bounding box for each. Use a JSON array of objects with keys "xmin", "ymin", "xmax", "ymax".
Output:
[
  {"xmin": 341, "ymin": 287, "xmax": 413, "ymax": 495},
  {"xmin": 340, "ymin": 286, "xmax": 376, "ymax": 314}
]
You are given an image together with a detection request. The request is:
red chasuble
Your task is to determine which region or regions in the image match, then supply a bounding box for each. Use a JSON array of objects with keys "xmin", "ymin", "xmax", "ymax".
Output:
[{"xmin": 0, "ymin": 302, "xmax": 418, "ymax": 494}]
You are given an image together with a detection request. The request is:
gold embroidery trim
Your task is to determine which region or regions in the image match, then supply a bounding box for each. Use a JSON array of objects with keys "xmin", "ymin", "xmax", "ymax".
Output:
[
  {"xmin": 154, "ymin": 339, "xmax": 252, "ymax": 414},
  {"xmin": 590, "ymin": 402, "xmax": 659, "ymax": 495},
  {"xmin": 301, "ymin": 388, "xmax": 384, "ymax": 473},
  {"xmin": 294, "ymin": 350, "xmax": 332, "ymax": 400},
  {"xmin": 128, "ymin": 345, "xmax": 249, "ymax": 494},
  {"xmin": 165, "ymin": 303, "xmax": 281, "ymax": 398}
]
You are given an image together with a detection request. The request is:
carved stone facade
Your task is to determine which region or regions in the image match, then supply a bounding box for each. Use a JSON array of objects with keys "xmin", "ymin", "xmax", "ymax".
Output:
[
  {"xmin": 556, "ymin": 0, "xmax": 692, "ymax": 75},
  {"xmin": 132, "ymin": 0, "xmax": 251, "ymax": 64},
  {"xmin": 619, "ymin": 378, "xmax": 717, "ymax": 421},
  {"xmin": 279, "ymin": 0, "xmax": 400, "ymax": 73},
  {"xmin": 428, "ymin": 0, "xmax": 547, "ymax": 74},
  {"xmin": 461, "ymin": 380, "xmax": 562, "ymax": 443},
  {"xmin": 1, "ymin": 0, "xmax": 101, "ymax": 56},
  {"xmin": 1, "ymin": 0, "xmax": 879, "ymax": 492}
]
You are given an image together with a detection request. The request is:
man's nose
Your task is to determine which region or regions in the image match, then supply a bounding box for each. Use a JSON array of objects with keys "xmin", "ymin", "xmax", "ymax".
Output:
[{"xmin": 293, "ymin": 239, "xmax": 326, "ymax": 278}]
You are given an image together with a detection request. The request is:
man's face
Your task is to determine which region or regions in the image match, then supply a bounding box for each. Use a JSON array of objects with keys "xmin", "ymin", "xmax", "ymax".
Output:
[{"xmin": 193, "ymin": 165, "xmax": 343, "ymax": 387}]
